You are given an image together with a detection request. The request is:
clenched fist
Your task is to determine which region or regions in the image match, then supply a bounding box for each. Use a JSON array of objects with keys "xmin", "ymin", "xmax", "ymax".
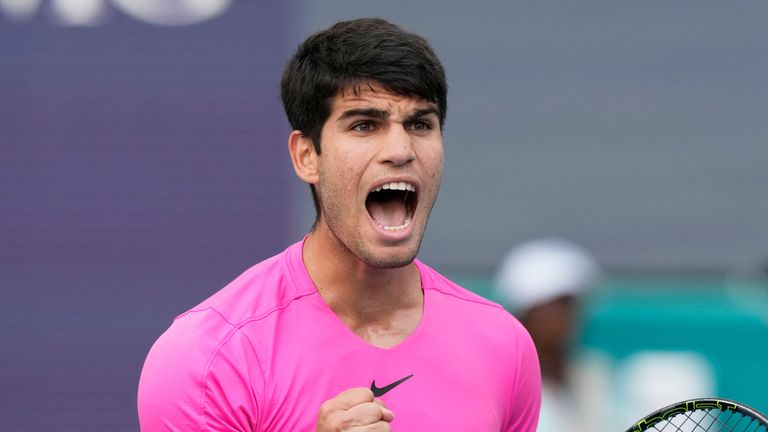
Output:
[{"xmin": 316, "ymin": 387, "xmax": 395, "ymax": 431}]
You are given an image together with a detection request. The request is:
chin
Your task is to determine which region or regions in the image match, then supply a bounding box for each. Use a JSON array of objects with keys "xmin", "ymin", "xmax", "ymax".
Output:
[
  {"xmin": 366, "ymin": 255, "xmax": 415, "ymax": 269},
  {"xmin": 360, "ymin": 240, "xmax": 422, "ymax": 269}
]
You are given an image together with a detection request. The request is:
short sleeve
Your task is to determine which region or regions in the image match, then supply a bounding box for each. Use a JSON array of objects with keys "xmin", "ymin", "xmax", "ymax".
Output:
[{"xmin": 137, "ymin": 309, "xmax": 263, "ymax": 431}]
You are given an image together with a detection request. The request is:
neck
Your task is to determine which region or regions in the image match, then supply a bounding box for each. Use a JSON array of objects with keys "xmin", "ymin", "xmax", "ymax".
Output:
[{"xmin": 302, "ymin": 223, "xmax": 423, "ymax": 347}]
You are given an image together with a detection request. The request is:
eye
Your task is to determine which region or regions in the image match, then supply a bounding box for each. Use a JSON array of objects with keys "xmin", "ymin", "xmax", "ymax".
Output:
[
  {"xmin": 351, "ymin": 121, "xmax": 376, "ymax": 132},
  {"xmin": 407, "ymin": 120, "xmax": 433, "ymax": 132}
]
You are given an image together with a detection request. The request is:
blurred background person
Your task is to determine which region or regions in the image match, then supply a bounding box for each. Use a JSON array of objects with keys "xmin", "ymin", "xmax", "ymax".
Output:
[{"xmin": 495, "ymin": 238, "xmax": 603, "ymax": 432}]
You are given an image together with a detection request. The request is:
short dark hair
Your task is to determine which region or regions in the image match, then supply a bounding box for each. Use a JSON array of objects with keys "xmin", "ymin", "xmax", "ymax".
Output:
[{"xmin": 281, "ymin": 18, "xmax": 448, "ymax": 219}]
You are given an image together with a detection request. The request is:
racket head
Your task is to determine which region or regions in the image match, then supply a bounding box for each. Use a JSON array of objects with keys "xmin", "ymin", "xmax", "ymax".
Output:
[{"xmin": 625, "ymin": 398, "xmax": 768, "ymax": 432}]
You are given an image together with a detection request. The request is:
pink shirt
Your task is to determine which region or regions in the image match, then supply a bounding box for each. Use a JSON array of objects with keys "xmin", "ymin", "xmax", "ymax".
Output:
[{"xmin": 138, "ymin": 240, "xmax": 541, "ymax": 431}]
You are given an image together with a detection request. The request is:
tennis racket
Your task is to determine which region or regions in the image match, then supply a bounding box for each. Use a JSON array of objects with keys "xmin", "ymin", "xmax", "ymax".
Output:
[{"xmin": 625, "ymin": 398, "xmax": 768, "ymax": 432}]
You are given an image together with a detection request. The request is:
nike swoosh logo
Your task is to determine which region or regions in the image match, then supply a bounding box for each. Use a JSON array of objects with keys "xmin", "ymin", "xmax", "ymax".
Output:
[{"xmin": 370, "ymin": 374, "xmax": 413, "ymax": 397}]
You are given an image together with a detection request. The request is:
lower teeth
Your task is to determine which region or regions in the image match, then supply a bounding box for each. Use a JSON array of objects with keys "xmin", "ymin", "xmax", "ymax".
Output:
[{"xmin": 379, "ymin": 217, "xmax": 412, "ymax": 231}]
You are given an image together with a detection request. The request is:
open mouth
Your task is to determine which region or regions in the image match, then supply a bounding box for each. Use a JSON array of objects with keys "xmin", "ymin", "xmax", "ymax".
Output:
[{"xmin": 365, "ymin": 182, "xmax": 418, "ymax": 231}]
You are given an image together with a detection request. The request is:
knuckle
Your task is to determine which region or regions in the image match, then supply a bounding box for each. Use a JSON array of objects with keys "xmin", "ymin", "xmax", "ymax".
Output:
[
  {"xmin": 318, "ymin": 400, "xmax": 333, "ymax": 414},
  {"xmin": 363, "ymin": 401, "xmax": 383, "ymax": 415},
  {"xmin": 360, "ymin": 388, "xmax": 375, "ymax": 400}
]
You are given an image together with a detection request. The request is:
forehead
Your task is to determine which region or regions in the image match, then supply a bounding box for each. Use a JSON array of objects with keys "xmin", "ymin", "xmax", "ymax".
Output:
[{"xmin": 329, "ymin": 83, "xmax": 436, "ymax": 115}]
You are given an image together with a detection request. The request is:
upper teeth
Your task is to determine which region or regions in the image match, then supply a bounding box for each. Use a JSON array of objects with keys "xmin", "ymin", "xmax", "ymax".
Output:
[{"xmin": 373, "ymin": 182, "xmax": 415, "ymax": 192}]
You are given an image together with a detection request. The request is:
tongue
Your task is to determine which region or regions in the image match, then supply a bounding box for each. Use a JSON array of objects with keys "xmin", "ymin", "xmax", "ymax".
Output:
[{"xmin": 367, "ymin": 198, "xmax": 407, "ymax": 228}]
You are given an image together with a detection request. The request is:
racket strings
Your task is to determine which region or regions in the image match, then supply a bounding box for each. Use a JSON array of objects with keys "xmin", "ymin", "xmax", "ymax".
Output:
[{"xmin": 650, "ymin": 409, "xmax": 767, "ymax": 432}]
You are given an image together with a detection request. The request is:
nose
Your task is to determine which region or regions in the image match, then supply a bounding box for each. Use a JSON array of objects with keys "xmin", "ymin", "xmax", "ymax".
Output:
[{"xmin": 379, "ymin": 126, "xmax": 416, "ymax": 166}]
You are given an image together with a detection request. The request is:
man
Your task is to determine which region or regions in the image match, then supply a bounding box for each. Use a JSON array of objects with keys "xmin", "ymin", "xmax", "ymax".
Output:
[
  {"xmin": 138, "ymin": 18, "xmax": 540, "ymax": 431},
  {"xmin": 495, "ymin": 238, "xmax": 602, "ymax": 432}
]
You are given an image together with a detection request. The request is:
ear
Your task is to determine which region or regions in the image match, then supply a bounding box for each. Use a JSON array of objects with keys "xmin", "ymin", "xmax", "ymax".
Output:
[{"xmin": 288, "ymin": 130, "xmax": 319, "ymax": 185}]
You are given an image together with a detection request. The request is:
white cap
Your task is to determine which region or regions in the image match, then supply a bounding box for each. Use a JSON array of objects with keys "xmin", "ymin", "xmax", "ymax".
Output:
[{"xmin": 494, "ymin": 238, "xmax": 600, "ymax": 312}]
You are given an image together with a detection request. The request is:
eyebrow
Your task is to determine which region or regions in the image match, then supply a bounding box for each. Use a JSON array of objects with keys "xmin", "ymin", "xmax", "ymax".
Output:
[
  {"xmin": 403, "ymin": 107, "xmax": 440, "ymax": 124},
  {"xmin": 336, "ymin": 107, "xmax": 439, "ymax": 123},
  {"xmin": 337, "ymin": 108, "xmax": 390, "ymax": 122}
]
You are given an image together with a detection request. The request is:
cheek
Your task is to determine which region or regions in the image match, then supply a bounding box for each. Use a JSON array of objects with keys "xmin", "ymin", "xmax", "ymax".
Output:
[
  {"xmin": 432, "ymin": 163, "xmax": 443, "ymax": 180},
  {"xmin": 336, "ymin": 163, "xmax": 357, "ymax": 188},
  {"xmin": 430, "ymin": 154, "xmax": 444, "ymax": 182},
  {"xmin": 433, "ymin": 142, "xmax": 445, "ymax": 168},
  {"xmin": 417, "ymin": 144, "xmax": 444, "ymax": 180},
  {"xmin": 317, "ymin": 155, "xmax": 359, "ymax": 202}
]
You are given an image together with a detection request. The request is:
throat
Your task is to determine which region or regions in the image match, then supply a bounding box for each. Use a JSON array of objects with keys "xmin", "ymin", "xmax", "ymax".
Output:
[
  {"xmin": 342, "ymin": 299, "xmax": 424, "ymax": 349},
  {"xmin": 312, "ymin": 263, "xmax": 424, "ymax": 348},
  {"xmin": 357, "ymin": 322, "xmax": 418, "ymax": 349}
]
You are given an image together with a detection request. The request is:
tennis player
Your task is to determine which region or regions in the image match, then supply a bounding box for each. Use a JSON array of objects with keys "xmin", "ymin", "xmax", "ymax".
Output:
[{"xmin": 138, "ymin": 18, "xmax": 541, "ymax": 431}]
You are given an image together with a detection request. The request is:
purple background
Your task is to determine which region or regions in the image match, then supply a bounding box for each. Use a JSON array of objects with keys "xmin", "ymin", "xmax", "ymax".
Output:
[{"xmin": 1, "ymin": 3, "xmax": 294, "ymax": 429}]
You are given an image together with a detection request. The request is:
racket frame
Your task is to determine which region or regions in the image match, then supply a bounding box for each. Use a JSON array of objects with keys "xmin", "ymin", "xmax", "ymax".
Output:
[{"xmin": 625, "ymin": 398, "xmax": 768, "ymax": 432}]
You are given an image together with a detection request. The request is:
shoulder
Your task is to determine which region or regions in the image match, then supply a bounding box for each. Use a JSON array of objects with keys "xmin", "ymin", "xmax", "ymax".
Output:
[
  {"xmin": 415, "ymin": 261, "xmax": 541, "ymax": 429},
  {"xmin": 138, "ymin": 307, "xmax": 263, "ymax": 430},
  {"xmin": 417, "ymin": 259, "xmax": 535, "ymax": 349},
  {"xmin": 417, "ymin": 260, "xmax": 513, "ymax": 320},
  {"xmin": 142, "ymin": 240, "xmax": 312, "ymax": 380},
  {"xmin": 138, "ymin": 240, "xmax": 312, "ymax": 430},
  {"xmin": 188, "ymin": 240, "xmax": 314, "ymax": 326}
]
